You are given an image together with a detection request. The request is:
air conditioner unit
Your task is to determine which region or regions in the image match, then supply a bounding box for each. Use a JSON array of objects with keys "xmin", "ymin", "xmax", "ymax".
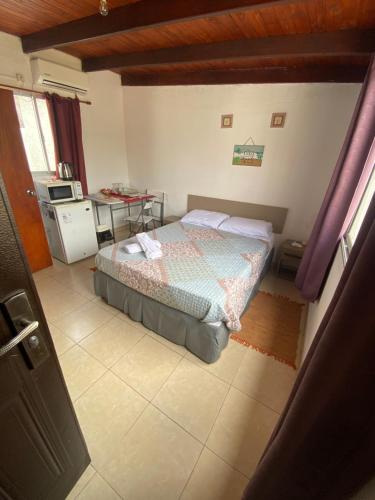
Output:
[{"xmin": 31, "ymin": 58, "xmax": 89, "ymax": 95}]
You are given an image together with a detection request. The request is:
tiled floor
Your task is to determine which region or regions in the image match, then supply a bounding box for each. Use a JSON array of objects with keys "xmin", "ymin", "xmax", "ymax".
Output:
[{"xmin": 33, "ymin": 257, "xmax": 302, "ymax": 500}]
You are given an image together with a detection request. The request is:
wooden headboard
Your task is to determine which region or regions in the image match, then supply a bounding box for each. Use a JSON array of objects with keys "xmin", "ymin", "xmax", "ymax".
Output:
[{"xmin": 187, "ymin": 195, "xmax": 288, "ymax": 234}]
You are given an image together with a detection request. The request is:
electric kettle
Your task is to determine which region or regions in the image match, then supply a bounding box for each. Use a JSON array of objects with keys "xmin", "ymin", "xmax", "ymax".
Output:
[{"xmin": 58, "ymin": 162, "xmax": 74, "ymax": 180}]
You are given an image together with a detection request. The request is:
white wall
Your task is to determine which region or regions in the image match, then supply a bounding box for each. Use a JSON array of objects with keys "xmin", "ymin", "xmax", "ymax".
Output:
[
  {"xmin": 302, "ymin": 247, "xmax": 345, "ymax": 360},
  {"xmin": 0, "ymin": 31, "xmax": 129, "ymax": 196},
  {"xmin": 123, "ymin": 84, "xmax": 360, "ymax": 242}
]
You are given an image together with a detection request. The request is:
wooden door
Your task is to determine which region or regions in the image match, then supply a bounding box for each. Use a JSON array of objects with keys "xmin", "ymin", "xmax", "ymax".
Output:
[
  {"xmin": 0, "ymin": 88, "xmax": 52, "ymax": 272},
  {"xmin": 0, "ymin": 174, "xmax": 90, "ymax": 499}
]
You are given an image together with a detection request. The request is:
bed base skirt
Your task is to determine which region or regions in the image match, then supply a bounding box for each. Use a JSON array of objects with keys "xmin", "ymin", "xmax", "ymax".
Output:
[
  {"xmin": 94, "ymin": 249, "xmax": 273, "ymax": 364},
  {"xmin": 94, "ymin": 270, "xmax": 229, "ymax": 363}
]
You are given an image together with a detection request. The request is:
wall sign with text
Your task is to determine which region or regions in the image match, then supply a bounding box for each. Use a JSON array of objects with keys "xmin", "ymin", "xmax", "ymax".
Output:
[{"xmin": 232, "ymin": 145, "xmax": 265, "ymax": 167}]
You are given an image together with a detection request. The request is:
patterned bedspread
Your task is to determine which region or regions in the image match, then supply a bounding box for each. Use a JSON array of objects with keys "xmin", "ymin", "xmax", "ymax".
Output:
[{"xmin": 95, "ymin": 222, "xmax": 271, "ymax": 331}]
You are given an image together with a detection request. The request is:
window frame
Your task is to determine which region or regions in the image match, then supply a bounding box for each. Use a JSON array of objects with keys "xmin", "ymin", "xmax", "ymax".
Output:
[
  {"xmin": 341, "ymin": 166, "xmax": 375, "ymax": 264},
  {"xmin": 14, "ymin": 93, "xmax": 56, "ymax": 175}
]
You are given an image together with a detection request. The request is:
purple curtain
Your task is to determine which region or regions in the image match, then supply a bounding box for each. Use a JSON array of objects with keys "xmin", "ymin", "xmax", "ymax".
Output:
[
  {"xmin": 46, "ymin": 93, "xmax": 88, "ymax": 195},
  {"xmin": 243, "ymin": 193, "xmax": 375, "ymax": 500},
  {"xmin": 296, "ymin": 57, "xmax": 375, "ymax": 301}
]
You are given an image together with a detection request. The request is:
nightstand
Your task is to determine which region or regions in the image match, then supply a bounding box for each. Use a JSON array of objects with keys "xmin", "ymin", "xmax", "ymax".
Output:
[
  {"xmin": 277, "ymin": 240, "xmax": 306, "ymax": 281},
  {"xmin": 163, "ymin": 215, "xmax": 181, "ymax": 225}
]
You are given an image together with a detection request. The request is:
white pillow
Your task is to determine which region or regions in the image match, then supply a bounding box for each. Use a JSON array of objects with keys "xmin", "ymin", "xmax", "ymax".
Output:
[
  {"xmin": 219, "ymin": 216, "xmax": 273, "ymax": 240},
  {"xmin": 181, "ymin": 209, "xmax": 229, "ymax": 229}
]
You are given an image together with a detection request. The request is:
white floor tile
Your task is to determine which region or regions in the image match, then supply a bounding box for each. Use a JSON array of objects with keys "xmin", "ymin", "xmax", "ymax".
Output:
[
  {"xmin": 80, "ymin": 315, "xmax": 145, "ymax": 368},
  {"xmin": 74, "ymin": 371, "xmax": 147, "ymax": 470},
  {"xmin": 181, "ymin": 447, "xmax": 248, "ymax": 500},
  {"xmin": 66, "ymin": 465, "xmax": 96, "ymax": 499},
  {"xmin": 101, "ymin": 405, "xmax": 202, "ymax": 500},
  {"xmin": 185, "ymin": 339, "xmax": 247, "ymax": 384},
  {"xmin": 59, "ymin": 345, "xmax": 106, "ymax": 401},
  {"xmin": 49, "ymin": 323, "xmax": 75, "ymax": 356},
  {"xmin": 233, "ymin": 348, "xmax": 296, "ymax": 413},
  {"xmin": 42, "ymin": 290, "xmax": 89, "ymax": 322},
  {"xmin": 207, "ymin": 387, "xmax": 279, "ymax": 477},
  {"xmin": 153, "ymin": 358, "xmax": 229, "ymax": 442},
  {"xmin": 33, "ymin": 258, "xmax": 297, "ymax": 499},
  {"xmin": 147, "ymin": 330, "xmax": 188, "ymax": 356},
  {"xmin": 77, "ymin": 473, "xmax": 120, "ymax": 499},
  {"xmin": 111, "ymin": 336, "xmax": 181, "ymax": 400},
  {"xmin": 56, "ymin": 301, "xmax": 116, "ymax": 343}
]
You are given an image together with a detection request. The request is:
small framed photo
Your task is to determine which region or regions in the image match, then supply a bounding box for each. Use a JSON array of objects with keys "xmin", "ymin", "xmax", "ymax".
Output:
[
  {"xmin": 271, "ymin": 112, "xmax": 286, "ymax": 128},
  {"xmin": 221, "ymin": 114, "xmax": 233, "ymax": 128}
]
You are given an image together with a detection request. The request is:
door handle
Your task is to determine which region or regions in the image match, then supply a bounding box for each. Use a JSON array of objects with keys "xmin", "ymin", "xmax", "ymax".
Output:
[
  {"xmin": 1, "ymin": 290, "xmax": 50, "ymax": 369},
  {"xmin": 0, "ymin": 320, "xmax": 39, "ymax": 358},
  {"xmin": 26, "ymin": 189, "xmax": 36, "ymax": 197}
]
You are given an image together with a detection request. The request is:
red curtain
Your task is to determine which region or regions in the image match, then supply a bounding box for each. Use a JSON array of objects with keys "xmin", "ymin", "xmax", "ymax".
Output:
[
  {"xmin": 295, "ymin": 58, "xmax": 375, "ymax": 302},
  {"xmin": 243, "ymin": 194, "xmax": 375, "ymax": 500},
  {"xmin": 46, "ymin": 93, "xmax": 88, "ymax": 195}
]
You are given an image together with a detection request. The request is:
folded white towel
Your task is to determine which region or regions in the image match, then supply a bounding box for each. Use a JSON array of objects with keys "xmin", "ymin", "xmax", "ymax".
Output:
[
  {"xmin": 124, "ymin": 243, "xmax": 143, "ymax": 254},
  {"xmin": 122, "ymin": 237, "xmax": 161, "ymax": 255},
  {"xmin": 136, "ymin": 232, "xmax": 163, "ymax": 260}
]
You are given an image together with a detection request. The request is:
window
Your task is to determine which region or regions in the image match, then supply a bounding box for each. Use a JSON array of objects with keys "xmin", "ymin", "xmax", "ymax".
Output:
[
  {"xmin": 14, "ymin": 94, "xmax": 56, "ymax": 174},
  {"xmin": 343, "ymin": 166, "xmax": 375, "ymax": 259}
]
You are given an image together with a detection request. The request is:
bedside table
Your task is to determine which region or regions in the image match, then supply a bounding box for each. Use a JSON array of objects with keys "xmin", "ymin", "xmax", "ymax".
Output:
[
  {"xmin": 277, "ymin": 240, "xmax": 306, "ymax": 281},
  {"xmin": 163, "ymin": 215, "xmax": 181, "ymax": 225}
]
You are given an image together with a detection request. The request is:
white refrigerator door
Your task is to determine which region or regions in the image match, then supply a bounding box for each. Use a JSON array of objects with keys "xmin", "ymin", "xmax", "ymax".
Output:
[{"xmin": 55, "ymin": 201, "xmax": 98, "ymax": 263}]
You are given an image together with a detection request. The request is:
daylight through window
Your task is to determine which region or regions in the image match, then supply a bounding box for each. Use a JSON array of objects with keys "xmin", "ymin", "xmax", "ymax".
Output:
[
  {"xmin": 14, "ymin": 94, "xmax": 56, "ymax": 174},
  {"xmin": 344, "ymin": 166, "xmax": 375, "ymax": 255}
]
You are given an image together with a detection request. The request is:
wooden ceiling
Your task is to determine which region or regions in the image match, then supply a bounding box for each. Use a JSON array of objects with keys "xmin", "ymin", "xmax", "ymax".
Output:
[{"xmin": 0, "ymin": 0, "xmax": 374, "ymax": 85}]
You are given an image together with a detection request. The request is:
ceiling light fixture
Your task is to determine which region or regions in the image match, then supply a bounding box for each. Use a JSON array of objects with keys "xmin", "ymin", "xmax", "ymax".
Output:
[{"xmin": 99, "ymin": 0, "xmax": 109, "ymax": 16}]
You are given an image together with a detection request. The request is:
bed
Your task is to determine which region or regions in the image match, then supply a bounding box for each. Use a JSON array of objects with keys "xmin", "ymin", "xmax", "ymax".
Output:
[{"xmin": 94, "ymin": 195, "xmax": 288, "ymax": 363}]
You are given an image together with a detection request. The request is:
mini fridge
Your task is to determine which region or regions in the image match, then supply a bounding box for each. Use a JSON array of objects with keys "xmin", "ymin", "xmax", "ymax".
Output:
[{"xmin": 40, "ymin": 200, "xmax": 98, "ymax": 264}]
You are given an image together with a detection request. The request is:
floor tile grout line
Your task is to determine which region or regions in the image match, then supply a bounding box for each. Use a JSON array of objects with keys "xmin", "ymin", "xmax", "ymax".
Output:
[
  {"xmin": 59, "ymin": 344, "xmax": 110, "ymax": 403},
  {"xmin": 57, "ymin": 305, "xmax": 284, "ymax": 418},
  {"xmin": 68, "ymin": 464, "xmax": 96, "ymax": 499},
  {"xmin": 178, "ymin": 444, "xmax": 252, "ymax": 500},
  {"xmin": 178, "ymin": 442, "xmax": 205, "ymax": 500},
  {"xmin": 203, "ymin": 379, "xmax": 231, "ymax": 446},
  {"xmin": 149, "ymin": 399, "xmax": 205, "ymax": 446},
  {"xmin": 90, "ymin": 469, "xmax": 123, "ymax": 499},
  {"xmin": 150, "ymin": 353, "xmax": 185, "ymax": 403},
  {"xmin": 41, "ymin": 264, "xmax": 298, "ymax": 498},
  {"xmin": 75, "ymin": 470, "xmax": 97, "ymax": 499},
  {"xmin": 107, "ymin": 365, "xmax": 153, "ymax": 404},
  {"xmin": 203, "ymin": 443, "xmax": 253, "ymax": 480},
  {"xmin": 71, "ymin": 366, "xmax": 110, "ymax": 405},
  {"xmin": 93, "ymin": 400, "xmax": 152, "ymax": 497},
  {"xmin": 53, "ymin": 307, "xmax": 118, "ymax": 346},
  {"xmin": 230, "ymin": 384, "xmax": 283, "ymax": 417},
  {"xmin": 122, "ymin": 315, "xmax": 189, "ymax": 357},
  {"xmin": 74, "ymin": 311, "xmax": 143, "ymax": 350},
  {"xmin": 78, "ymin": 330, "xmax": 147, "ymax": 371},
  {"xmin": 84, "ymin": 356, "xmax": 284, "ymax": 478},
  {"xmin": 41, "ymin": 277, "xmax": 90, "ymax": 301},
  {"xmin": 42, "ymin": 265, "xmax": 294, "ymax": 497},
  {"xmin": 148, "ymin": 358, "xmax": 230, "ymax": 446}
]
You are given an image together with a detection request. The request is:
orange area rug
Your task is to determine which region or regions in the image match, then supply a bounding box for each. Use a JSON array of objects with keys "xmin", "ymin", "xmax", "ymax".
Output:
[{"xmin": 231, "ymin": 291, "xmax": 304, "ymax": 369}]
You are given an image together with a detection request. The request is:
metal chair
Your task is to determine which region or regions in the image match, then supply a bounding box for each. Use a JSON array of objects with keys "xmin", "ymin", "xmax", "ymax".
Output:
[
  {"xmin": 125, "ymin": 200, "xmax": 156, "ymax": 236},
  {"xmin": 145, "ymin": 189, "xmax": 166, "ymax": 226}
]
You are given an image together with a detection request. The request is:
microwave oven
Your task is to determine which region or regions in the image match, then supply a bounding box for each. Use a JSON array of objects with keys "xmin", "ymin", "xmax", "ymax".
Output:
[{"xmin": 35, "ymin": 180, "xmax": 83, "ymax": 204}]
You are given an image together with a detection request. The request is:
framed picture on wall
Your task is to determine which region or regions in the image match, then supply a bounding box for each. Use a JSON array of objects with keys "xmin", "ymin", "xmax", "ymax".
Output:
[
  {"xmin": 232, "ymin": 145, "xmax": 265, "ymax": 167},
  {"xmin": 271, "ymin": 112, "xmax": 287, "ymax": 128},
  {"xmin": 221, "ymin": 114, "xmax": 233, "ymax": 128}
]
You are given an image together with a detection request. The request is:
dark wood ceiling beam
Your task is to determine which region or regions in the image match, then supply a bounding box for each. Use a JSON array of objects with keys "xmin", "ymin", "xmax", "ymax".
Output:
[
  {"xmin": 21, "ymin": 0, "xmax": 287, "ymax": 53},
  {"xmin": 121, "ymin": 64, "xmax": 368, "ymax": 86},
  {"xmin": 83, "ymin": 29, "xmax": 375, "ymax": 72}
]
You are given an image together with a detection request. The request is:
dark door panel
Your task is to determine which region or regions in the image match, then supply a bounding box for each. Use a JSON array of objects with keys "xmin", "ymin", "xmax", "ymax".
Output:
[{"xmin": 0, "ymin": 174, "xmax": 90, "ymax": 499}]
